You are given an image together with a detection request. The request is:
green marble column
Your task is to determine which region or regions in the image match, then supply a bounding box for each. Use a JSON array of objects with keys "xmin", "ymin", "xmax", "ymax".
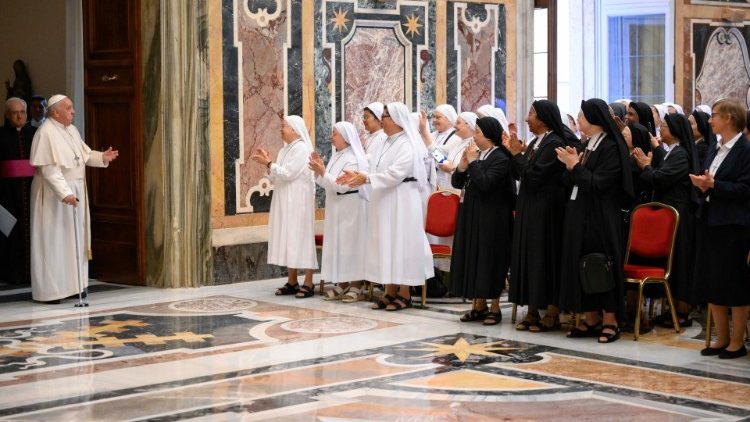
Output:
[{"xmin": 142, "ymin": 0, "xmax": 212, "ymax": 288}]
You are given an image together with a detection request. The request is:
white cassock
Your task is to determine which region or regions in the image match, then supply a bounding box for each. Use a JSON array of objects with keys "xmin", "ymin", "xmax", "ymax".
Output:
[
  {"xmin": 316, "ymin": 148, "xmax": 367, "ymax": 283},
  {"xmin": 363, "ymin": 129, "xmax": 386, "ymax": 156},
  {"xmin": 29, "ymin": 119, "xmax": 108, "ymax": 301},
  {"xmin": 267, "ymin": 138, "xmax": 318, "ymax": 269},
  {"xmin": 366, "ymin": 132, "xmax": 434, "ymax": 286}
]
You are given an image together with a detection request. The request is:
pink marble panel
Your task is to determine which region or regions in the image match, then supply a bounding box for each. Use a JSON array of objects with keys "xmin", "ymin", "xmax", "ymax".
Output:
[
  {"xmin": 457, "ymin": 5, "xmax": 496, "ymax": 112},
  {"xmin": 236, "ymin": 6, "xmax": 289, "ymax": 212},
  {"xmin": 344, "ymin": 27, "xmax": 406, "ymax": 135}
]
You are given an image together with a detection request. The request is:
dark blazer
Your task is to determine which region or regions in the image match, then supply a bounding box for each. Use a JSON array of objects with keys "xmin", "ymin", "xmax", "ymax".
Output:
[{"xmin": 699, "ymin": 135, "xmax": 750, "ymax": 227}]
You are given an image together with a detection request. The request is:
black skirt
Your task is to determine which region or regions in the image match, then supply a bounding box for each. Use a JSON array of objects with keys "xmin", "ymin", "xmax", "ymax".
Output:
[{"xmin": 694, "ymin": 214, "xmax": 750, "ymax": 307}]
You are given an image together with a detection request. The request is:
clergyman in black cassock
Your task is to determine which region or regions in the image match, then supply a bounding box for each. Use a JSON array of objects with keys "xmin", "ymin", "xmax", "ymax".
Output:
[{"xmin": 0, "ymin": 101, "xmax": 35, "ymax": 285}]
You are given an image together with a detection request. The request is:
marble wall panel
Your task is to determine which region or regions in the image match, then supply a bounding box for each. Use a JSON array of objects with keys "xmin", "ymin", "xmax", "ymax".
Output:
[
  {"xmin": 343, "ymin": 27, "xmax": 406, "ymax": 134},
  {"xmin": 213, "ymin": 242, "xmax": 321, "ymax": 284}
]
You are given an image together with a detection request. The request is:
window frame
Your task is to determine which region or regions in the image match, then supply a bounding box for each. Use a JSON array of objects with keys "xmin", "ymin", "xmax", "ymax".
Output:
[{"xmin": 596, "ymin": 0, "xmax": 674, "ymax": 103}]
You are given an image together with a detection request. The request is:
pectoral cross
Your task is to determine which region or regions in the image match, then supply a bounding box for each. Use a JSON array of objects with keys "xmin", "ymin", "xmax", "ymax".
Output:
[{"xmin": 74, "ymin": 155, "xmax": 81, "ymax": 166}]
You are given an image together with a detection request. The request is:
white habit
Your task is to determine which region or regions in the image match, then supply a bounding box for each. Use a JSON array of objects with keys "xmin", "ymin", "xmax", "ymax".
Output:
[
  {"xmin": 267, "ymin": 138, "xmax": 318, "ymax": 269},
  {"xmin": 365, "ymin": 132, "xmax": 434, "ymax": 286},
  {"xmin": 317, "ymin": 147, "xmax": 367, "ymax": 283},
  {"xmin": 29, "ymin": 119, "xmax": 108, "ymax": 301}
]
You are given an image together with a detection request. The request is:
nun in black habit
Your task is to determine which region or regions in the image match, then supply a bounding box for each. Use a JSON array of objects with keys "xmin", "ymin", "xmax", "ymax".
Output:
[
  {"xmin": 689, "ymin": 110, "xmax": 717, "ymax": 169},
  {"xmin": 506, "ymin": 100, "xmax": 568, "ymax": 332},
  {"xmin": 555, "ymin": 98, "xmax": 634, "ymax": 343},
  {"xmin": 632, "ymin": 113, "xmax": 700, "ymax": 326},
  {"xmin": 450, "ymin": 117, "xmax": 514, "ymax": 325},
  {"xmin": 627, "ymin": 101, "xmax": 657, "ymax": 137}
]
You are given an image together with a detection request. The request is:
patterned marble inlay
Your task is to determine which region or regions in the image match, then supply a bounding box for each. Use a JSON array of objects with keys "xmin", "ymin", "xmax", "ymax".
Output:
[
  {"xmin": 280, "ymin": 316, "xmax": 379, "ymax": 334},
  {"xmin": 168, "ymin": 296, "xmax": 258, "ymax": 313},
  {"xmin": 695, "ymin": 26, "xmax": 750, "ymax": 107}
]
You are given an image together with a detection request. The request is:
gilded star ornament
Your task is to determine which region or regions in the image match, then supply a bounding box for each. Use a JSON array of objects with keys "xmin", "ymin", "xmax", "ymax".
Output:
[
  {"xmin": 402, "ymin": 13, "xmax": 422, "ymax": 38},
  {"xmin": 405, "ymin": 337, "xmax": 518, "ymax": 362},
  {"xmin": 330, "ymin": 7, "xmax": 350, "ymax": 33}
]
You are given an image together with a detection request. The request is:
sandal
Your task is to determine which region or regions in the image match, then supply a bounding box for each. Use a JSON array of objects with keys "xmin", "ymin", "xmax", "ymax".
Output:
[
  {"xmin": 567, "ymin": 320, "xmax": 602, "ymax": 338},
  {"xmin": 341, "ymin": 287, "xmax": 363, "ymax": 303},
  {"xmin": 483, "ymin": 311, "xmax": 502, "ymax": 326},
  {"xmin": 295, "ymin": 284, "xmax": 314, "ymax": 299},
  {"xmin": 275, "ymin": 282, "xmax": 299, "ymax": 296},
  {"xmin": 372, "ymin": 294, "xmax": 396, "ymax": 310},
  {"xmin": 530, "ymin": 313, "xmax": 561, "ymax": 333},
  {"xmin": 460, "ymin": 308, "xmax": 489, "ymax": 322},
  {"xmin": 323, "ymin": 285, "xmax": 345, "ymax": 301},
  {"xmin": 385, "ymin": 294, "xmax": 412, "ymax": 311},
  {"xmin": 598, "ymin": 324, "xmax": 620, "ymax": 343}
]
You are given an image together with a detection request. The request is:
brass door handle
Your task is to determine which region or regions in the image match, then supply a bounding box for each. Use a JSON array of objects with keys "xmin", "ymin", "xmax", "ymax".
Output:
[{"xmin": 101, "ymin": 74, "xmax": 119, "ymax": 82}]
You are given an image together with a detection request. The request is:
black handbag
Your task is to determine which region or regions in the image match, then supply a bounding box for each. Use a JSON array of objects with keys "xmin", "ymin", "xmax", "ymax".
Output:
[
  {"xmin": 579, "ymin": 252, "xmax": 615, "ymax": 294},
  {"xmin": 578, "ymin": 191, "xmax": 616, "ymax": 295}
]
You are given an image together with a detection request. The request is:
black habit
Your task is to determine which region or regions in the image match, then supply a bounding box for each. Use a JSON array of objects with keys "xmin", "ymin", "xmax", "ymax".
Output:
[
  {"xmin": 0, "ymin": 124, "xmax": 35, "ymax": 285},
  {"xmin": 508, "ymin": 101, "xmax": 568, "ymax": 307},
  {"xmin": 450, "ymin": 118, "xmax": 514, "ymax": 299},
  {"xmin": 558, "ymin": 99, "xmax": 634, "ymax": 320}
]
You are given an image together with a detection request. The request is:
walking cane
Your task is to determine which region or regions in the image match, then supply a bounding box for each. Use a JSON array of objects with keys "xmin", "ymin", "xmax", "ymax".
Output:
[{"xmin": 72, "ymin": 202, "xmax": 88, "ymax": 308}]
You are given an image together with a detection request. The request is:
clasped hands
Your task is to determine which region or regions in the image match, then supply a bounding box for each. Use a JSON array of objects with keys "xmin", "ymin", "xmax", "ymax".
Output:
[
  {"xmin": 555, "ymin": 146, "xmax": 582, "ymax": 170},
  {"xmin": 690, "ymin": 170, "xmax": 715, "ymax": 193},
  {"xmin": 632, "ymin": 147, "xmax": 652, "ymax": 170}
]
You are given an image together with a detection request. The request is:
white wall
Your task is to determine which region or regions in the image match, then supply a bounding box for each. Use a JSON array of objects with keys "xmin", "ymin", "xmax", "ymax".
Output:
[{"xmin": 0, "ymin": 0, "xmax": 68, "ymax": 100}]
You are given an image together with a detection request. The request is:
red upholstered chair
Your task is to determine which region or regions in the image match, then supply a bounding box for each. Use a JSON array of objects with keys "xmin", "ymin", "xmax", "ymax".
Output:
[
  {"xmin": 419, "ymin": 190, "xmax": 461, "ymax": 307},
  {"xmin": 623, "ymin": 202, "xmax": 680, "ymax": 340}
]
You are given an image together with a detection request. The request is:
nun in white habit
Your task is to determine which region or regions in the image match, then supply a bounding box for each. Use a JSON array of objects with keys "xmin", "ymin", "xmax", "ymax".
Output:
[
  {"xmin": 477, "ymin": 104, "xmax": 510, "ymax": 134},
  {"xmin": 251, "ymin": 115, "xmax": 318, "ymax": 298},
  {"xmin": 338, "ymin": 102, "xmax": 434, "ymax": 311},
  {"xmin": 362, "ymin": 102, "xmax": 387, "ymax": 156},
  {"xmin": 418, "ymin": 104, "xmax": 463, "ymax": 190},
  {"xmin": 309, "ymin": 121, "xmax": 369, "ymax": 302}
]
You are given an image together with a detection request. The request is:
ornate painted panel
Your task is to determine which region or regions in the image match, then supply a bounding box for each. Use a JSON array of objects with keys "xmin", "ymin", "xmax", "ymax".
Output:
[
  {"xmin": 447, "ymin": 1, "xmax": 506, "ymax": 113},
  {"xmin": 690, "ymin": 21, "xmax": 750, "ymax": 108}
]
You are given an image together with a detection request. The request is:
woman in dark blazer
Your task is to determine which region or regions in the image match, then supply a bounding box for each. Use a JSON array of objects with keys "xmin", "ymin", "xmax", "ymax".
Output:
[
  {"xmin": 633, "ymin": 113, "xmax": 700, "ymax": 327},
  {"xmin": 556, "ymin": 98, "xmax": 634, "ymax": 344},
  {"xmin": 506, "ymin": 100, "xmax": 568, "ymax": 332},
  {"xmin": 450, "ymin": 117, "xmax": 514, "ymax": 325},
  {"xmin": 690, "ymin": 99, "xmax": 750, "ymax": 359}
]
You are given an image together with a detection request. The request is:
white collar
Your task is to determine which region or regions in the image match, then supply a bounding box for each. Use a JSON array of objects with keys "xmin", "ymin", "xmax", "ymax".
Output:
[
  {"xmin": 586, "ymin": 132, "xmax": 606, "ymax": 151},
  {"xmin": 718, "ymin": 132, "xmax": 742, "ymax": 150}
]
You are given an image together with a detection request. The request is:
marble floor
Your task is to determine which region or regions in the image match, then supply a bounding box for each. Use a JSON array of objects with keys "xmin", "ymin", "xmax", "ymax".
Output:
[{"xmin": 0, "ymin": 278, "xmax": 748, "ymax": 421}]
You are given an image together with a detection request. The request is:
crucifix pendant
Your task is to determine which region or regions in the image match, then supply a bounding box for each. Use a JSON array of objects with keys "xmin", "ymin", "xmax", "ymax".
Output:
[{"xmin": 74, "ymin": 155, "xmax": 80, "ymax": 166}]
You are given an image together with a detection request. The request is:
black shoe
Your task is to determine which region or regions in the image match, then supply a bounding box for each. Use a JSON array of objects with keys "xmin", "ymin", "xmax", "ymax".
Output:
[
  {"xmin": 718, "ymin": 346, "xmax": 747, "ymax": 360},
  {"xmin": 700, "ymin": 344, "xmax": 728, "ymax": 356},
  {"xmin": 40, "ymin": 299, "xmax": 62, "ymax": 305}
]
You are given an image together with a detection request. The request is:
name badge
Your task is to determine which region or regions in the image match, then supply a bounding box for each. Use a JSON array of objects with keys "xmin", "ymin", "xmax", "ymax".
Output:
[{"xmin": 570, "ymin": 185, "xmax": 578, "ymax": 200}]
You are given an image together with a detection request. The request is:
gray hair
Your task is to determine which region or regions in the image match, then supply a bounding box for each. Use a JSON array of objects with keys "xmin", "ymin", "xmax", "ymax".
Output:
[{"xmin": 5, "ymin": 97, "xmax": 27, "ymax": 112}]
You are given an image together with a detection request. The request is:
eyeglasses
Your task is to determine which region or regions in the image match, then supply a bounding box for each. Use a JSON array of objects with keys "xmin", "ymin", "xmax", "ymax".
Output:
[{"xmin": 711, "ymin": 113, "xmax": 723, "ymax": 117}]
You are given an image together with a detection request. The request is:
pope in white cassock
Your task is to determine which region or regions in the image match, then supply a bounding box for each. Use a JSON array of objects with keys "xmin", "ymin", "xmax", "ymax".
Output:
[
  {"xmin": 29, "ymin": 95, "xmax": 119, "ymax": 303},
  {"xmin": 251, "ymin": 115, "xmax": 318, "ymax": 298},
  {"xmin": 309, "ymin": 121, "xmax": 369, "ymax": 302},
  {"xmin": 338, "ymin": 102, "xmax": 434, "ymax": 311}
]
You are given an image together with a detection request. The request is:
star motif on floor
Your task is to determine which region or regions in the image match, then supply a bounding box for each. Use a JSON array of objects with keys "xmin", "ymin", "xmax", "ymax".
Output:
[
  {"xmin": 405, "ymin": 337, "xmax": 518, "ymax": 362},
  {"xmin": 402, "ymin": 13, "xmax": 422, "ymax": 38},
  {"xmin": 330, "ymin": 7, "xmax": 350, "ymax": 33}
]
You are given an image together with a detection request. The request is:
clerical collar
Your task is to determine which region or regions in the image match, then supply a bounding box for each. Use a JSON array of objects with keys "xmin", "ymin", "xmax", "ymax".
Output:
[{"xmin": 479, "ymin": 146, "xmax": 498, "ymax": 160}]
